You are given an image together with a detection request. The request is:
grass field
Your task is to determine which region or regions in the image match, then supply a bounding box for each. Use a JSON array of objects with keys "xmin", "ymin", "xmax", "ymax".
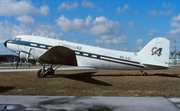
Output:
[{"xmin": 0, "ymin": 66, "xmax": 180, "ymax": 97}]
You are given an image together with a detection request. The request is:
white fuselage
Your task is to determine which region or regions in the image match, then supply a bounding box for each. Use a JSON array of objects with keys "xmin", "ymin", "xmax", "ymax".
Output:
[{"xmin": 5, "ymin": 35, "xmax": 145, "ymax": 70}]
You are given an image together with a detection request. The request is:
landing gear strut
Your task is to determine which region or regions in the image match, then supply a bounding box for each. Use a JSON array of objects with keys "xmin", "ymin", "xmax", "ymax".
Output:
[
  {"xmin": 37, "ymin": 64, "xmax": 60, "ymax": 78},
  {"xmin": 139, "ymin": 69, "xmax": 147, "ymax": 76}
]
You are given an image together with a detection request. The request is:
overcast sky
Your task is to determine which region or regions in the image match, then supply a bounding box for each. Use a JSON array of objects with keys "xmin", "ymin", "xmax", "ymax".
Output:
[{"xmin": 0, "ymin": 0, "xmax": 180, "ymax": 54}]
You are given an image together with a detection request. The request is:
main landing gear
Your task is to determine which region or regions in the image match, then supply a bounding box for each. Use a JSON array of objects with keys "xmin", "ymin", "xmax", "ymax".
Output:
[
  {"xmin": 139, "ymin": 69, "xmax": 147, "ymax": 76},
  {"xmin": 37, "ymin": 64, "xmax": 61, "ymax": 78}
]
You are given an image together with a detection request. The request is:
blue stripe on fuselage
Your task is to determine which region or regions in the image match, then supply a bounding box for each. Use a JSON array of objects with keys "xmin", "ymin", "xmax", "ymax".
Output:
[{"xmin": 9, "ymin": 39, "xmax": 51, "ymax": 49}]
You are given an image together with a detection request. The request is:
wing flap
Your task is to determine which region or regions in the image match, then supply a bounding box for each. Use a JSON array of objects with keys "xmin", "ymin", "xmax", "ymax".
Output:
[{"xmin": 39, "ymin": 46, "xmax": 77, "ymax": 66}]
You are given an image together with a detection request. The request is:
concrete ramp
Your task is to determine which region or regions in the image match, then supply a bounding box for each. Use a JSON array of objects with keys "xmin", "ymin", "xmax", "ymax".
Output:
[{"xmin": 0, "ymin": 96, "xmax": 179, "ymax": 111}]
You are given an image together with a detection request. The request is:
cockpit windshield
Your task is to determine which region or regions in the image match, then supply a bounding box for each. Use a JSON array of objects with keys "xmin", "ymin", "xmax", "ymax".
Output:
[{"xmin": 13, "ymin": 37, "xmax": 21, "ymax": 41}]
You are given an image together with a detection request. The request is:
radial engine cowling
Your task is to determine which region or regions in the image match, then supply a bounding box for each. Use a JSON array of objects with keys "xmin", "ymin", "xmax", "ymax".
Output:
[{"xmin": 19, "ymin": 47, "xmax": 44, "ymax": 64}]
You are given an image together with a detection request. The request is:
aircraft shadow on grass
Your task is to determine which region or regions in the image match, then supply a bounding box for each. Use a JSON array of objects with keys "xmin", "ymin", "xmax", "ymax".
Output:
[
  {"xmin": 51, "ymin": 72, "xmax": 180, "ymax": 86},
  {"xmin": 153, "ymin": 73, "xmax": 180, "ymax": 78},
  {"xmin": 92, "ymin": 73, "xmax": 180, "ymax": 78},
  {"xmin": 0, "ymin": 86, "xmax": 15, "ymax": 93},
  {"xmin": 53, "ymin": 72, "xmax": 112, "ymax": 86},
  {"xmin": 93, "ymin": 73, "xmax": 180, "ymax": 78}
]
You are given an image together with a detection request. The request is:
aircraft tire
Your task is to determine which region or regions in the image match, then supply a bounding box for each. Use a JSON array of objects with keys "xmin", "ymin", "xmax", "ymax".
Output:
[
  {"xmin": 46, "ymin": 68, "xmax": 54, "ymax": 75},
  {"xmin": 143, "ymin": 72, "xmax": 147, "ymax": 76},
  {"xmin": 37, "ymin": 69, "xmax": 47, "ymax": 78}
]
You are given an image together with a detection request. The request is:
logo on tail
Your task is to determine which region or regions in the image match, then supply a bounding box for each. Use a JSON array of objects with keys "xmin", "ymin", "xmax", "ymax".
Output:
[{"xmin": 151, "ymin": 47, "xmax": 162, "ymax": 56}]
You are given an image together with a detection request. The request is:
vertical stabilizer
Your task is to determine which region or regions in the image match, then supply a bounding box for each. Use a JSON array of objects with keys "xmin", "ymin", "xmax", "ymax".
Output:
[{"xmin": 138, "ymin": 37, "xmax": 170, "ymax": 68}]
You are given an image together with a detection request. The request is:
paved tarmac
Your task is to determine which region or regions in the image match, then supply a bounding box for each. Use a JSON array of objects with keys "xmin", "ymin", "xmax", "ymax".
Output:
[
  {"xmin": 0, "ymin": 66, "xmax": 94, "ymax": 72},
  {"xmin": 0, "ymin": 96, "xmax": 179, "ymax": 111}
]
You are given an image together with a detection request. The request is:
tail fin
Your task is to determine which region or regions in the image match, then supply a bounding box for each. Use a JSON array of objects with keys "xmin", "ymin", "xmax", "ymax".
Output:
[{"xmin": 138, "ymin": 37, "xmax": 170, "ymax": 68}]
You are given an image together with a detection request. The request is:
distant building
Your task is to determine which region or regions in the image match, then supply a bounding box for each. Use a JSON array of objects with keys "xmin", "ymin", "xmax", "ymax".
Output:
[
  {"xmin": 169, "ymin": 58, "xmax": 180, "ymax": 65},
  {"xmin": 0, "ymin": 55, "xmax": 18, "ymax": 63}
]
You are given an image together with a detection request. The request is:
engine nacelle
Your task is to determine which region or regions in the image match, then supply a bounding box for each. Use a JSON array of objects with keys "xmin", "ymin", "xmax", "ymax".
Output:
[{"xmin": 19, "ymin": 47, "xmax": 44, "ymax": 64}]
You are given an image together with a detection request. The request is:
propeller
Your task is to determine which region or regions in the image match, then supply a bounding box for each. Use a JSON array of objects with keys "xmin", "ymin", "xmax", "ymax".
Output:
[{"xmin": 16, "ymin": 52, "xmax": 20, "ymax": 69}]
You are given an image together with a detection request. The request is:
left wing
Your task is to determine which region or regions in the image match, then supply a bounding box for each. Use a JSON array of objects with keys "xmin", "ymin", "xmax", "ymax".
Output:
[{"xmin": 39, "ymin": 46, "xmax": 77, "ymax": 66}]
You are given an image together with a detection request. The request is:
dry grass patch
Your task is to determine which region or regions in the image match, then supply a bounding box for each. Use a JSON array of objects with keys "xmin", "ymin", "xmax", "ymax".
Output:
[{"xmin": 0, "ymin": 66, "xmax": 180, "ymax": 96}]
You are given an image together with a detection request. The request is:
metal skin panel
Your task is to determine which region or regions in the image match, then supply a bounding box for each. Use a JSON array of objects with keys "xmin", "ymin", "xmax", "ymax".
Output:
[
  {"xmin": 39, "ymin": 46, "xmax": 77, "ymax": 66},
  {"xmin": 4, "ymin": 35, "xmax": 170, "ymax": 70}
]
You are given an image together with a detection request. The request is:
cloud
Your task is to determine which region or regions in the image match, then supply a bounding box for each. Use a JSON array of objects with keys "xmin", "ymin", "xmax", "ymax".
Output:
[
  {"xmin": 12, "ymin": 23, "xmax": 57, "ymax": 38},
  {"xmin": 135, "ymin": 39, "xmax": 143, "ymax": 46},
  {"xmin": 131, "ymin": 39, "xmax": 144, "ymax": 51},
  {"xmin": 95, "ymin": 36, "xmax": 126, "ymax": 45},
  {"xmin": 170, "ymin": 14, "xmax": 180, "ymax": 27},
  {"xmin": 81, "ymin": 0, "xmax": 102, "ymax": 12},
  {"xmin": 148, "ymin": 10, "xmax": 172, "ymax": 18},
  {"xmin": 168, "ymin": 14, "xmax": 180, "ymax": 35},
  {"xmin": 148, "ymin": 29, "xmax": 158, "ymax": 36},
  {"xmin": 90, "ymin": 16, "xmax": 121, "ymax": 35},
  {"xmin": 90, "ymin": 16, "xmax": 126, "ymax": 44},
  {"xmin": 14, "ymin": 15, "xmax": 55, "ymax": 35},
  {"xmin": 0, "ymin": 0, "xmax": 49, "ymax": 16},
  {"xmin": 134, "ymin": 46, "xmax": 143, "ymax": 51},
  {"xmin": 97, "ymin": 8, "xmax": 103, "ymax": 12},
  {"xmin": 55, "ymin": 15, "xmax": 126, "ymax": 45},
  {"xmin": 162, "ymin": 2, "xmax": 171, "ymax": 8},
  {"xmin": 55, "ymin": 15, "xmax": 71, "ymax": 32},
  {"xmin": 81, "ymin": 0, "xmax": 95, "ymax": 8},
  {"xmin": 55, "ymin": 15, "xmax": 92, "ymax": 32},
  {"xmin": 0, "ymin": 20, "xmax": 14, "ymax": 42},
  {"xmin": 0, "ymin": 16, "xmax": 63, "ymax": 43},
  {"xmin": 85, "ymin": 15, "xmax": 93, "ymax": 27},
  {"xmin": 58, "ymin": 1, "xmax": 78, "ymax": 11},
  {"xmin": 128, "ymin": 21, "xmax": 134, "ymax": 28},
  {"xmin": 117, "ymin": 4, "xmax": 130, "ymax": 13},
  {"xmin": 15, "ymin": 15, "xmax": 34, "ymax": 24},
  {"xmin": 168, "ymin": 27, "xmax": 180, "ymax": 35}
]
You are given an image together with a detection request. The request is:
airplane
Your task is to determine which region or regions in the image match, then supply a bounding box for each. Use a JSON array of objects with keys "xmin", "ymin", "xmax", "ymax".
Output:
[{"xmin": 4, "ymin": 35, "xmax": 170, "ymax": 77}]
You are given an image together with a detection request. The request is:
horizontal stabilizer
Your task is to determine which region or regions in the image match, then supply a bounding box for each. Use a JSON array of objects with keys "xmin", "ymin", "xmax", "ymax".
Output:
[
  {"xmin": 142, "ymin": 62, "xmax": 169, "ymax": 70},
  {"xmin": 39, "ymin": 46, "xmax": 77, "ymax": 66}
]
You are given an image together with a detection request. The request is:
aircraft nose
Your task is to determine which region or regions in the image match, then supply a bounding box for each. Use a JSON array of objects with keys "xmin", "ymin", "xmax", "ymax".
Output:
[{"xmin": 4, "ymin": 40, "xmax": 8, "ymax": 48}]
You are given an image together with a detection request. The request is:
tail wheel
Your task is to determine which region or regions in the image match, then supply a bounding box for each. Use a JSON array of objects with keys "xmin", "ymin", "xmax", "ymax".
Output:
[
  {"xmin": 142, "ymin": 72, "xmax": 147, "ymax": 76},
  {"xmin": 139, "ymin": 69, "xmax": 148, "ymax": 76}
]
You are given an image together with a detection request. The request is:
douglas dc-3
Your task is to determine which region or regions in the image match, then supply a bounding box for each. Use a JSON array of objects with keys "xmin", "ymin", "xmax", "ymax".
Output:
[{"xmin": 4, "ymin": 35, "xmax": 170, "ymax": 77}]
